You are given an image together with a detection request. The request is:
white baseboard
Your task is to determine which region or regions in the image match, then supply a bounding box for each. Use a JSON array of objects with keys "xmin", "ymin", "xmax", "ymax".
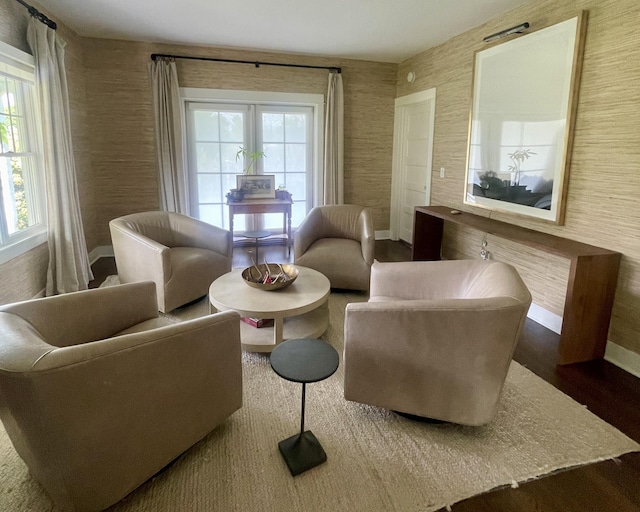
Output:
[
  {"xmin": 605, "ymin": 342, "xmax": 640, "ymax": 378},
  {"xmin": 527, "ymin": 303, "xmax": 562, "ymax": 335},
  {"xmin": 528, "ymin": 303, "xmax": 640, "ymax": 377},
  {"xmin": 89, "ymin": 245, "xmax": 114, "ymax": 264},
  {"xmin": 375, "ymin": 230, "xmax": 391, "ymax": 240}
]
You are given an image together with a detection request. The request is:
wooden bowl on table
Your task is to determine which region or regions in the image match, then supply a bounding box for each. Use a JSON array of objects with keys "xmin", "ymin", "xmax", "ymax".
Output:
[{"xmin": 241, "ymin": 263, "xmax": 299, "ymax": 291}]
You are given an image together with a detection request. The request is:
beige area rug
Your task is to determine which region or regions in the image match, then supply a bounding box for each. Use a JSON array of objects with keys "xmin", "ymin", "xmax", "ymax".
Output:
[{"xmin": 1, "ymin": 279, "xmax": 638, "ymax": 512}]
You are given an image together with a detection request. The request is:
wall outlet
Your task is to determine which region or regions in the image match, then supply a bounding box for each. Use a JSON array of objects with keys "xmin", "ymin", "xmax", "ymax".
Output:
[{"xmin": 439, "ymin": 167, "xmax": 445, "ymax": 178}]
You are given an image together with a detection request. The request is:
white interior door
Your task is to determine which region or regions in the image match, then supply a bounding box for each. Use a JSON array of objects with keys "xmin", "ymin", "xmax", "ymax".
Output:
[{"xmin": 391, "ymin": 89, "xmax": 436, "ymax": 243}]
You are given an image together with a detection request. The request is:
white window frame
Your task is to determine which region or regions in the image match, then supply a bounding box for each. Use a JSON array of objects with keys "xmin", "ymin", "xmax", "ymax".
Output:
[
  {"xmin": 180, "ymin": 88, "xmax": 325, "ymax": 213},
  {"xmin": 0, "ymin": 41, "xmax": 47, "ymax": 265},
  {"xmin": 255, "ymin": 103, "xmax": 314, "ymax": 207}
]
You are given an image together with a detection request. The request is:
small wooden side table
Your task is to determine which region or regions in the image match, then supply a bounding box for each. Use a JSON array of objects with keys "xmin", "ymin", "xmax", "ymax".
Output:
[{"xmin": 228, "ymin": 198, "xmax": 293, "ymax": 255}]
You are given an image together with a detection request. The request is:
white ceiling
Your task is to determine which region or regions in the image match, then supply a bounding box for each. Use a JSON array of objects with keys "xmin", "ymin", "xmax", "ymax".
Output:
[{"xmin": 36, "ymin": 0, "xmax": 533, "ymax": 63}]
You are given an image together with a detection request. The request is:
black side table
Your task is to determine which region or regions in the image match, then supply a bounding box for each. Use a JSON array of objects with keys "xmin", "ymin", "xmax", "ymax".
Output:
[
  {"xmin": 270, "ymin": 338, "xmax": 339, "ymax": 476},
  {"xmin": 242, "ymin": 230, "xmax": 271, "ymax": 262}
]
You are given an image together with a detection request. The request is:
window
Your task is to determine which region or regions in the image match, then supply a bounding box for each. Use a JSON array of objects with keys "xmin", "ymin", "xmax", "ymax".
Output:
[
  {"xmin": 183, "ymin": 89, "xmax": 323, "ymax": 234},
  {"xmin": 0, "ymin": 41, "xmax": 46, "ymax": 264}
]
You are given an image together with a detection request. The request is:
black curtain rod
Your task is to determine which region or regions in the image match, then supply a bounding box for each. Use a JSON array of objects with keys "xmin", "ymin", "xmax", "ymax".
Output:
[
  {"xmin": 151, "ymin": 53, "xmax": 341, "ymax": 74},
  {"xmin": 16, "ymin": 0, "xmax": 57, "ymax": 30}
]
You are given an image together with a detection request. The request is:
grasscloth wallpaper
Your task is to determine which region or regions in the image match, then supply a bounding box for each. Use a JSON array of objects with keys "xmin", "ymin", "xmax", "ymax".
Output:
[
  {"xmin": 397, "ymin": 0, "xmax": 640, "ymax": 357},
  {"xmin": 0, "ymin": 0, "xmax": 638, "ymax": 363},
  {"xmin": 83, "ymin": 40, "xmax": 396, "ymax": 246}
]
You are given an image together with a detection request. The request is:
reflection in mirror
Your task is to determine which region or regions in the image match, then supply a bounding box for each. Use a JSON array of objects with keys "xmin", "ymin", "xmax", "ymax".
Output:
[{"xmin": 464, "ymin": 13, "xmax": 586, "ymax": 224}]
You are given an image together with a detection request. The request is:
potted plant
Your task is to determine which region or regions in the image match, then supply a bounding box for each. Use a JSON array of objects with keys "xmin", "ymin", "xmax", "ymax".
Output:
[{"xmin": 236, "ymin": 146, "xmax": 266, "ymax": 175}]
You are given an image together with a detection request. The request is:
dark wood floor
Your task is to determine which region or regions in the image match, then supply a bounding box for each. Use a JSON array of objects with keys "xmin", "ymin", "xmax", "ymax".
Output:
[{"xmin": 90, "ymin": 240, "xmax": 640, "ymax": 511}]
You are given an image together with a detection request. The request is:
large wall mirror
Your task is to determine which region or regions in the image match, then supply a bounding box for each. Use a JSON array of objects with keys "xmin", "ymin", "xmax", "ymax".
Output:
[{"xmin": 464, "ymin": 13, "xmax": 587, "ymax": 224}]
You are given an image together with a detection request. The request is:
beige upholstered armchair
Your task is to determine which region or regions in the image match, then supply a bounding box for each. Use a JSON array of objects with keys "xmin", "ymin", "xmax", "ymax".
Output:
[
  {"xmin": 110, "ymin": 211, "xmax": 232, "ymax": 312},
  {"xmin": 294, "ymin": 205, "xmax": 375, "ymax": 291},
  {"xmin": 344, "ymin": 260, "xmax": 532, "ymax": 426},
  {"xmin": 0, "ymin": 281, "xmax": 242, "ymax": 512}
]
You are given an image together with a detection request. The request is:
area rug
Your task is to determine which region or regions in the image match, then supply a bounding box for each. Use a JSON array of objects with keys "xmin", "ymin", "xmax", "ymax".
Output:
[{"xmin": 0, "ymin": 278, "xmax": 638, "ymax": 512}]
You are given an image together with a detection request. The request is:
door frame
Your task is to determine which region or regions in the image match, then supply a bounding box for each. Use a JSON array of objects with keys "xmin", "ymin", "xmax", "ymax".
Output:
[{"xmin": 390, "ymin": 88, "xmax": 436, "ymax": 241}]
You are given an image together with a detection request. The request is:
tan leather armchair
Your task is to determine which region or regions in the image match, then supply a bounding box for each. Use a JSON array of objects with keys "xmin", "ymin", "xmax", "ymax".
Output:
[
  {"xmin": 344, "ymin": 260, "xmax": 532, "ymax": 426},
  {"xmin": 0, "ymin": 281, "xmax": 242, "ymax": 512},
  {"xmin": 294, "ymin": 205, "xmax": 375, "ymax": 291},
  {"xmin": 109, "ymin": 211, "xmax": 232, "ymax": 312}
]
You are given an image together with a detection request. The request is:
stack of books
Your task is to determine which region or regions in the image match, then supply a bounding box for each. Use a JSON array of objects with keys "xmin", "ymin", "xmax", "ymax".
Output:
[{"xmin": 241, "ymin": 317, "xmax": 274, "ymax": 328}]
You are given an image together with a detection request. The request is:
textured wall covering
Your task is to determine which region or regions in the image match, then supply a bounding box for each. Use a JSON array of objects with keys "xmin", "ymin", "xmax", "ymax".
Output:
[
  {"xmin": 397, "ymin": 0, "xmax": 640, "ymax": 357},
  {"xmin": 83, "ymin": 40, "xmax": 397, "ymax": 245},
  {"xmin": 2, "ymin": 0, "xmax": 638, "ymax": 365},
  {"xmin": 0, "ymin": 0, "xmax": 91, "ymax": 302}
]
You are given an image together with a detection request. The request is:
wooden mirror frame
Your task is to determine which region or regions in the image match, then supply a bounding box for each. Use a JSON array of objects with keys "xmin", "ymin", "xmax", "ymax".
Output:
[{"xmin": 464, "ymin": 12, "xmax": 587, "ymax": 225}]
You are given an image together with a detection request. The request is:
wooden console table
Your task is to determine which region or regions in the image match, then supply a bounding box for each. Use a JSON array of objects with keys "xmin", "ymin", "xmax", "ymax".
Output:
[
  {"xmin": 412, "ymin": 205, "xmax": 621, "ymax": 365},
  {"xmin": 228, "ymin": 198, "xmax": 293, "ymax": 255}
]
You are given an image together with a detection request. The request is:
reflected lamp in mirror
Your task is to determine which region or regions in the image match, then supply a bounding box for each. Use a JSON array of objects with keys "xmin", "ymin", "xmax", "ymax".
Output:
[{"xmin": 464, "ymin": 12, "xmax": 587, "ymax": 224}]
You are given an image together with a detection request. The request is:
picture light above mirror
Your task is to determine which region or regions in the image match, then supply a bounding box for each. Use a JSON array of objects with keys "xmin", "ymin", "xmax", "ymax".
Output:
[{"xmin": 483, "ymin": 22, "xmax": 530, "ymax": 43}]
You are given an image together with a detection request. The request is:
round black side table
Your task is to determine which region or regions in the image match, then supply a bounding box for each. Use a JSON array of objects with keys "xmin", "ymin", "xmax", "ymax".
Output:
[
  {"xmin": 241, "ymin": 230, "xmax": 271, "ymax": 262},
  {"xmin": 270, "ymin": 338, "xmax": 339, "ymax": 476}
]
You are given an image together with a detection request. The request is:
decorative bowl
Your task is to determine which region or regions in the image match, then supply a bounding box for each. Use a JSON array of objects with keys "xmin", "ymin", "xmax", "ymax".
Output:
[{"xmin": 241, "ymin": 263, "xmax": 299, "ymax": 291}]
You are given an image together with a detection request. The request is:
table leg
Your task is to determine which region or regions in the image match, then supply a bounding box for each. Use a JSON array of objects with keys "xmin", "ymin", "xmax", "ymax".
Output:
[
  {"xmin": 283, "ymin": 211, "xmax": 287, "ymax": 252},
  {"xmin": 300, "ymin": 382, "xmax": 306, "ymax": 434},
  {"xmin": 273, "ymin": 318, "xmax": 284, "ymax": 345},
  {"xmin": 287, "ymin": 206, "xmax": 292, "ymax": 256},
  {"xmin": 277, "ymin": 382, "xmax": 327, "ymax": 476}
]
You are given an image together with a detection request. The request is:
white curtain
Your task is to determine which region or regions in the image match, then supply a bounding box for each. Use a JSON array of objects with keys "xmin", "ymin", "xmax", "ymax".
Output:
[
  {"xmin": 323, "ymin": 72, "xmax": 344, "ymax": 205},
  {"xmin": 27, "ymin": 19, "xmax": 93, "ymax": 295},
  {"xmin": 150, "ymin": 58, "xmax": 187, "ymax": 213}
]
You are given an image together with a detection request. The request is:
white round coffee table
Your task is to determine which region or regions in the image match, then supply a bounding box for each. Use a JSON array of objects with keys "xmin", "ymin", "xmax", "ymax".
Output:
[{"xmin": 209, "ymin": 266, "xmax": 330, "ymax": 352}]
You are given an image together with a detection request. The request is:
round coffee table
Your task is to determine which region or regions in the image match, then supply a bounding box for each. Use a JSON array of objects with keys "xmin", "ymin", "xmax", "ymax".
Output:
[
  {"xmin": 208, "ymin": 266, "xmax": 330, "ymax": 352},
  {"xmin": 270, "ymin": 338, "xmax": 339, "ymax": 476}
]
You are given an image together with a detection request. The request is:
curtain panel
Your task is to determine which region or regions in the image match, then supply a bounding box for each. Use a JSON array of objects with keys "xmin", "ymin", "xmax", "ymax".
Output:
[
  {"xmin": 27, "ymin": 19, "xmax": 93, "ymax": 295},
  {"xmin": 150, "ymin": 58, "xmax": 187, "ymax": 213},
  {"xmin": 323, "ymin": 72, "xmax": 344, "ymax": 205}
]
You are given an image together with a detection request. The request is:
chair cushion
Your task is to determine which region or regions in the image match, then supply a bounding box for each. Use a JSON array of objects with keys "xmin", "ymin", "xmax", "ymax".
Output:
[{"xmin": 295, "ymin": 238, "xmax": 370, "ymax": 290}]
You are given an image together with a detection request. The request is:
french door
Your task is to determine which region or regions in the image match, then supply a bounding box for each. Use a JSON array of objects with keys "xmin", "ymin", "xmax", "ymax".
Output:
[{"xmin": 185, "ymin": 101, "xmax": 313, "ymax": 233}]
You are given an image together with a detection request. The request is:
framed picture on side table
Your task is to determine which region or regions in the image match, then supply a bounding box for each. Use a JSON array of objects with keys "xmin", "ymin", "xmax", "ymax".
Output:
[{"xmin": 237, "ymin": 174, "xmax": 276, "ymax": 199}]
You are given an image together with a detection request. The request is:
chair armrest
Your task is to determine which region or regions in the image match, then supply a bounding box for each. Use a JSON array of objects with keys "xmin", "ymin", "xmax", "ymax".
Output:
[
  {"xmin": 110, "ymin": 221, "xmax": 170, "ymax": 284},
  {"xmin": 294, "ymin": 207, "xmax": 322, "ymax": 258},
  {"xmin": 170, "ymin": 214, "xmax": 232, "ymax": 258},
  {"xmin": 31, "ymin": 309, "xmax": 241, "ymax": 370},
  {"xmin": 0, "ymin": 282, "xmax": 160, "ymax": 347}
]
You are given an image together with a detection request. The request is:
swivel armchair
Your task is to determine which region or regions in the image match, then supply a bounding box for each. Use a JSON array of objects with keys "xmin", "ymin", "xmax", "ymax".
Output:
[
  {"xmin": 344, "ymin": 260, "xmax": 532, "ymax": 426},
  {"xmin": 0, "ymin": 281, "xmax": 242, "ymax": 511},
  {"xmin": 294, "ymin": 205, "xmax": 374, "ymax": 291},
  {"xmin": 110, "ymin": 211, "xmax": 232, "ymax": 312}
]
